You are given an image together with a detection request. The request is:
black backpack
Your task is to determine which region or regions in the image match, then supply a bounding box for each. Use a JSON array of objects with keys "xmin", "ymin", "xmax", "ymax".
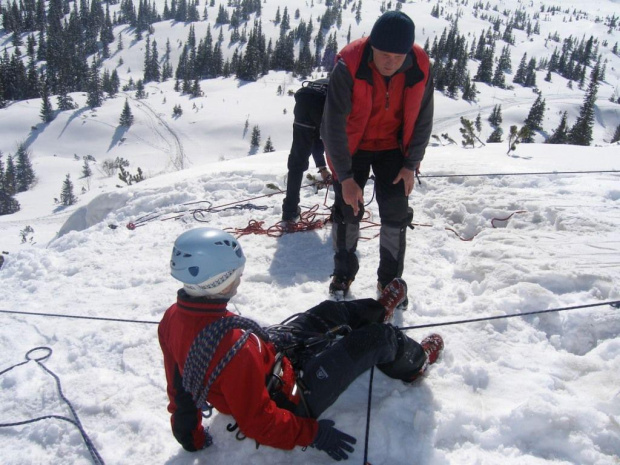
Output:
[{"xmin": 293, "ymin": 78, "xmax": 329, "ymax": 129}]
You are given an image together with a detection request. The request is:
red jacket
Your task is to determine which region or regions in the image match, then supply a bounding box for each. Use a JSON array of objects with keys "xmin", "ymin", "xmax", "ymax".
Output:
[
  {"xmin": 158, "ymin": 292, "xmax": 318, "ymax": 452},
  {"xmin": 321, "ymin": 37, "xmax": 434, "ymax": 181}
]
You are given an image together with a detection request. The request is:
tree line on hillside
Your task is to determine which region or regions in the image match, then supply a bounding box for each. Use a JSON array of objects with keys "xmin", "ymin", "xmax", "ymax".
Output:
[
  {"xmin": 0, "ymin": 0, "xmax": 619, "ymax": 143},
  {"xmin": 454, "ymin": 60, "xmax": 620, "ymax": 148}
]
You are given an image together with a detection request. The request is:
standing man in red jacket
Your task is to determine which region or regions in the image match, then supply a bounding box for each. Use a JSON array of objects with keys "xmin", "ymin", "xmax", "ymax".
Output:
[
  {"xmin": 321, "ymin": 11, "xmax": 434, "ymax": 299},
  {"xmin": 158, "ymin": 227, "xmax": 443, "ymax": 461}
]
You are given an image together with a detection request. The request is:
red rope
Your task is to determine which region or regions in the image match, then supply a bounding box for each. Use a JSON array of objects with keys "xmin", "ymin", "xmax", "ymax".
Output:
[{"xmin": 227, "ymin": 204, "xmax": 332, "ymax": 238}]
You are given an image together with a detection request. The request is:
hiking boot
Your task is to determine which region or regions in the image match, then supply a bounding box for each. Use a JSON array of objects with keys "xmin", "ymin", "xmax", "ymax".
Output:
[
  {"xmin": 377, "ymin": 278, "xmax": 408, "ymax": 322},
  {"xmin": 420, "ymin": 333, "xmax": 444, "ymax": 368},
  {"xmin": 407, "ymin": 334, "xmax": 444, "ymax": 383},
  {"xmin": 281, "ymin": 206, "xmax": 301, "ymax": 222},
  {"xmin": 377, "ymin": 281, "xmax": 409, "ymax": 313},
  {"xmin": 329, "ymin": 275, "xmax": 353, "ymax": 299}
]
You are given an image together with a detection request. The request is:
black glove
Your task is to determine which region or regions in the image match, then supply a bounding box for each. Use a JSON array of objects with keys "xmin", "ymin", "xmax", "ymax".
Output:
[{"xmin": 312, "ymin": 419, "xmax": 357, "ymax": 461}]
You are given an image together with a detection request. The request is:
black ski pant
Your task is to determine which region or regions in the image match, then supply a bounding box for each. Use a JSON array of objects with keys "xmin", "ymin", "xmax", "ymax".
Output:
[
  {"xmin": 331, "ymin": 149, "xmax": 412, "ymax": 287},
  {"xmin": 287, "ymin": 299, "xmax": 426, "ymax": 418},
  {"xmin": 282, "ymin": 93, "xmax": 326, "ymax": 219}
]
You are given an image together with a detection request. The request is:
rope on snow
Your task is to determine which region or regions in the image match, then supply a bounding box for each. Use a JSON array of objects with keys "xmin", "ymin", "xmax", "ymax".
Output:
[{"xmin": 0, "ymin": 347, "xmax": 105, "ymax": 465}]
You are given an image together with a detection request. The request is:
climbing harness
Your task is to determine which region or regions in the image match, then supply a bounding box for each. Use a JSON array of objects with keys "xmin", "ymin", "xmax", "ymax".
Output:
[{"xmin": 0, "ymin": 347, "xmax": 105, "ymax": 465}]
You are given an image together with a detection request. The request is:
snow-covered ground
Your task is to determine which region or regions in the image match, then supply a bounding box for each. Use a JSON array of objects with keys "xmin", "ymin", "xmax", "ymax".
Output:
[
  {"xmin": 1, "ymin": 0, "xmax": 620, "ymax": 463},
  {"xmin": 1, "ymin": 144, "xmax": 619, "ymax": 465}
]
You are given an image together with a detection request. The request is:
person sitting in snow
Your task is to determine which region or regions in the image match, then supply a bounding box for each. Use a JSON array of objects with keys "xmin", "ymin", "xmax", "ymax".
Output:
[{"xmin": 158, "ymin": 227, "xmax": 443, "ymax": 461}]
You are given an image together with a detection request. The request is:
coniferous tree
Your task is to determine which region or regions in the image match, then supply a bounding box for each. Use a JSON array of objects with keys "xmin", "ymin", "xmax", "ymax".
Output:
[
  {"xmin": 474, "ymin": 45, "xmax": 494, "ymax": 84},
  {"xmin": 15, "ymin": 143, "xmax": 35, "ymax": 193},
  {"xmin": 263, "ymin": 136, "xmax": 275, "ymax": 152},
  {"xmin": 546, "ymin": 111, "xmax": 569, "ymax": 144},
  {"xmin": 0, "ymin": 152, "xmax": 21, "ymax": 214},
  {"xmin": 82, "ymin": 159, "xmax": 92, "ymax": 178},
  {"xmin": 190, "ymin": 79, "xmax": 201, "ymax": 97},
  {"xmin": 250, "ymin": 125, "xmax": 261, "ymax": 148},
  {"xmin": 459, "ymin": 117, "xmax": 485, "ymax": 148},
  {"xmin": 523, "ymin": 94, "xmax": 546, "ymax": 142},
  {"xmin": 3, "ymin": 155, "xmax": 17, "ymax": 195},
  {"xmin": 513, "ymin": 53, "xmax": 528, "ymax": 84},
  {"xmin": 60, "ymin": 173, "xmax": 77, "ymax": 206},
  {"xmin": 524, "ymin": 58, "xmax": 537, "ymax": 87},
  {"xmin": 489, "ymin": 105, "xmax": 503, "ymax": 127},
  {"xmin": 135, "ymin": 79, "xmax": 146, "ymax": 98},
  {"xmin": 475, "ymin": 113, "xmax": 482, "ymax": 134},
  {"xmin": 40, "ymin": 85, "xmax": 55, "ymax": 123},
  {"xmin": 0, "ymin": 79, "xmax": 6, "ymax": 109},
  {"xmin": 611, "ymin": 124, "xmax": 620, "ymax": 144},
  {"xmin": 487, "ymin": 127, "xmax": 503, "ymax": 143},
  {"xmin": 87, "ymin": 60, "xmax": 103, "ymax": 108},
  {"xmin": 568, "ymin": 64, "xmax": 600, "ymax": 146},
  {"xmin": 507, "ymin": 125, "xmax": 530, "ymax": 154},
  {"xmin": 461, "ymin": 74, "xmax": 477, "ymax": 101},
  {"xmin": 491, "ymin": 62, "xmax": 506, "ymax": 88},
  {"xmin": 119, "ymin": 99, "xmax": 134, "ymax": 127}
]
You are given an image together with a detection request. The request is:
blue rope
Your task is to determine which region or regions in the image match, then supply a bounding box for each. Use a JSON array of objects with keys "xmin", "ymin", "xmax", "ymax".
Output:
[{"xmin": 0, "ymin": 347, "xmax": 105, "ymax": 465}]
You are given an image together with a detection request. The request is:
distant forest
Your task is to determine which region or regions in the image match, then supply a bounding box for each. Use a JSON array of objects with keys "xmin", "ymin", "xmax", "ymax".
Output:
[{"xmin": 1, "ymin": 0, "xmax": 618, "ymax": 107}]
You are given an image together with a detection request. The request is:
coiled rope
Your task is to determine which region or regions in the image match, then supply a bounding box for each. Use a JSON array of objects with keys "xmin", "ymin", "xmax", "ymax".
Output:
[{"xmin": 0, "ymin": 347, "xmax": 105, "ymax": 465}]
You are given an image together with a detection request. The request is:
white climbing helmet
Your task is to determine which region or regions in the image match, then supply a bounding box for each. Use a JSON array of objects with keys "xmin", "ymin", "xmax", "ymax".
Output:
[{"xmin": 170, "ymin": 227, "xmax": 246, "ymax": 296}]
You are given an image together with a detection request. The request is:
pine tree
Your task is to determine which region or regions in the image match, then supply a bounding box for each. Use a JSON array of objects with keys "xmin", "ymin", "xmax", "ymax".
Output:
[
  {"xmin": 507, "ymin": 125, "xmax": 530, "ymax": 154},
  {"xmin": 489, "ymin": 105, "xmax": 503, "ymax": 127},
  {"xmin": 82, "ymin": 159, "xmax": 92, "ymax": 178},
  {"xmin": 3, "ymin": 155, "xmax": 17, "ymax": 195},
  {"xmin": 513, "ymin": 53, "xmax": 528, "ymax": 84},
  {"xmin": 611, "ymin": 124, "xmax": 620, "ymax": 144},
  {"xmin": 0, "ymin": 78, "xmax": 6, "ymax": 109},
  {"xmin": 459, "ymin": 117, "xmax": 485, "ymax": 148},
  {"xmin": 250, "ymin": 125, "xmax": 261, "ymax": 148},
  {"xmin": 60, "ymin": 174, "xmax": 77, "ymax": 206},
  {"xmin": 487, "ymin": 127, "xmax": 503, "ymax": 143},
  {"xmin": 136, "ymin": 79, "xmax": 146, "ymax": 99},
  {"xmin": 491, "ymin": 63, "xmax": 506, "ymax": 88},
  {"xmin": 524, "ymin": 58, "xmax": 537, "ymax": 87},
  {"xmin": 119, "ymin": 99, "xmax": 134, "ymax": 127},
  {"xmin": 87, "ymin": 60, "xmax": 103, "ymax": 108},
  {"xmin": 523, "ymin": 94, "xmax": 546, "ymax": 140},
  {"xmin": 461, "ymin": 74, "xmax": 477, "ymax": 102},
  {"xmin": 15, "ymin": 143, "xmax": 35, "ymax": 193},
  {"xmin": 474, "ymin": 46, "xmax": 494, "ymax": 84},
  {"xmin": 40, "ymin": 85, "xmax": 55, "ymax": 123},
  {"xmin": 568, "ymin": 64, "xmax": 600, "ymax": 146},
  {"xmin": 546, "ymin": 112, "xmax": 569, "ymax": 144},
  {"xmin": 0, "ymin": 153, "xmax": 20, "ymax": 215},
  {"xmin": 263, "ymin": 136, "xmax": 275, "ymax": 152}
]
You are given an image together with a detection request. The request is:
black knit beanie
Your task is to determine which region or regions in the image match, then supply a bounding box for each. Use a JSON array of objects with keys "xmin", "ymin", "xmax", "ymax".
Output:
[{"xmin": 370, "ymin": 11, "xmax": 415, "ymax": 54}]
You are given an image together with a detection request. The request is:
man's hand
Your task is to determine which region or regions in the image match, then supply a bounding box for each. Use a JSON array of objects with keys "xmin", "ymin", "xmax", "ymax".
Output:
[
  {"xmin": 393, "ymin": 167, "xmax": 415, "ymax": 196},
  {"xmin": 341, "ymin": 178, "xmax": 363, "ymax": 216}
]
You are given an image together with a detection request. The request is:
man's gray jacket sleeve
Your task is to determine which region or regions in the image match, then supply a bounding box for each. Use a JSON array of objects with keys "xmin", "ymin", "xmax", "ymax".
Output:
[{"xmin": 405, "ymin": 65, "xmax": 434, "ymax": 171}]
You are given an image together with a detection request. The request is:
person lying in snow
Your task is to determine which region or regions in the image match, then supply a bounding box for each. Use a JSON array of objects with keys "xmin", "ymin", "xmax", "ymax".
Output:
[{"xmin": 158, "ymin": 227, "xmax": 443, "ymax": 461}]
